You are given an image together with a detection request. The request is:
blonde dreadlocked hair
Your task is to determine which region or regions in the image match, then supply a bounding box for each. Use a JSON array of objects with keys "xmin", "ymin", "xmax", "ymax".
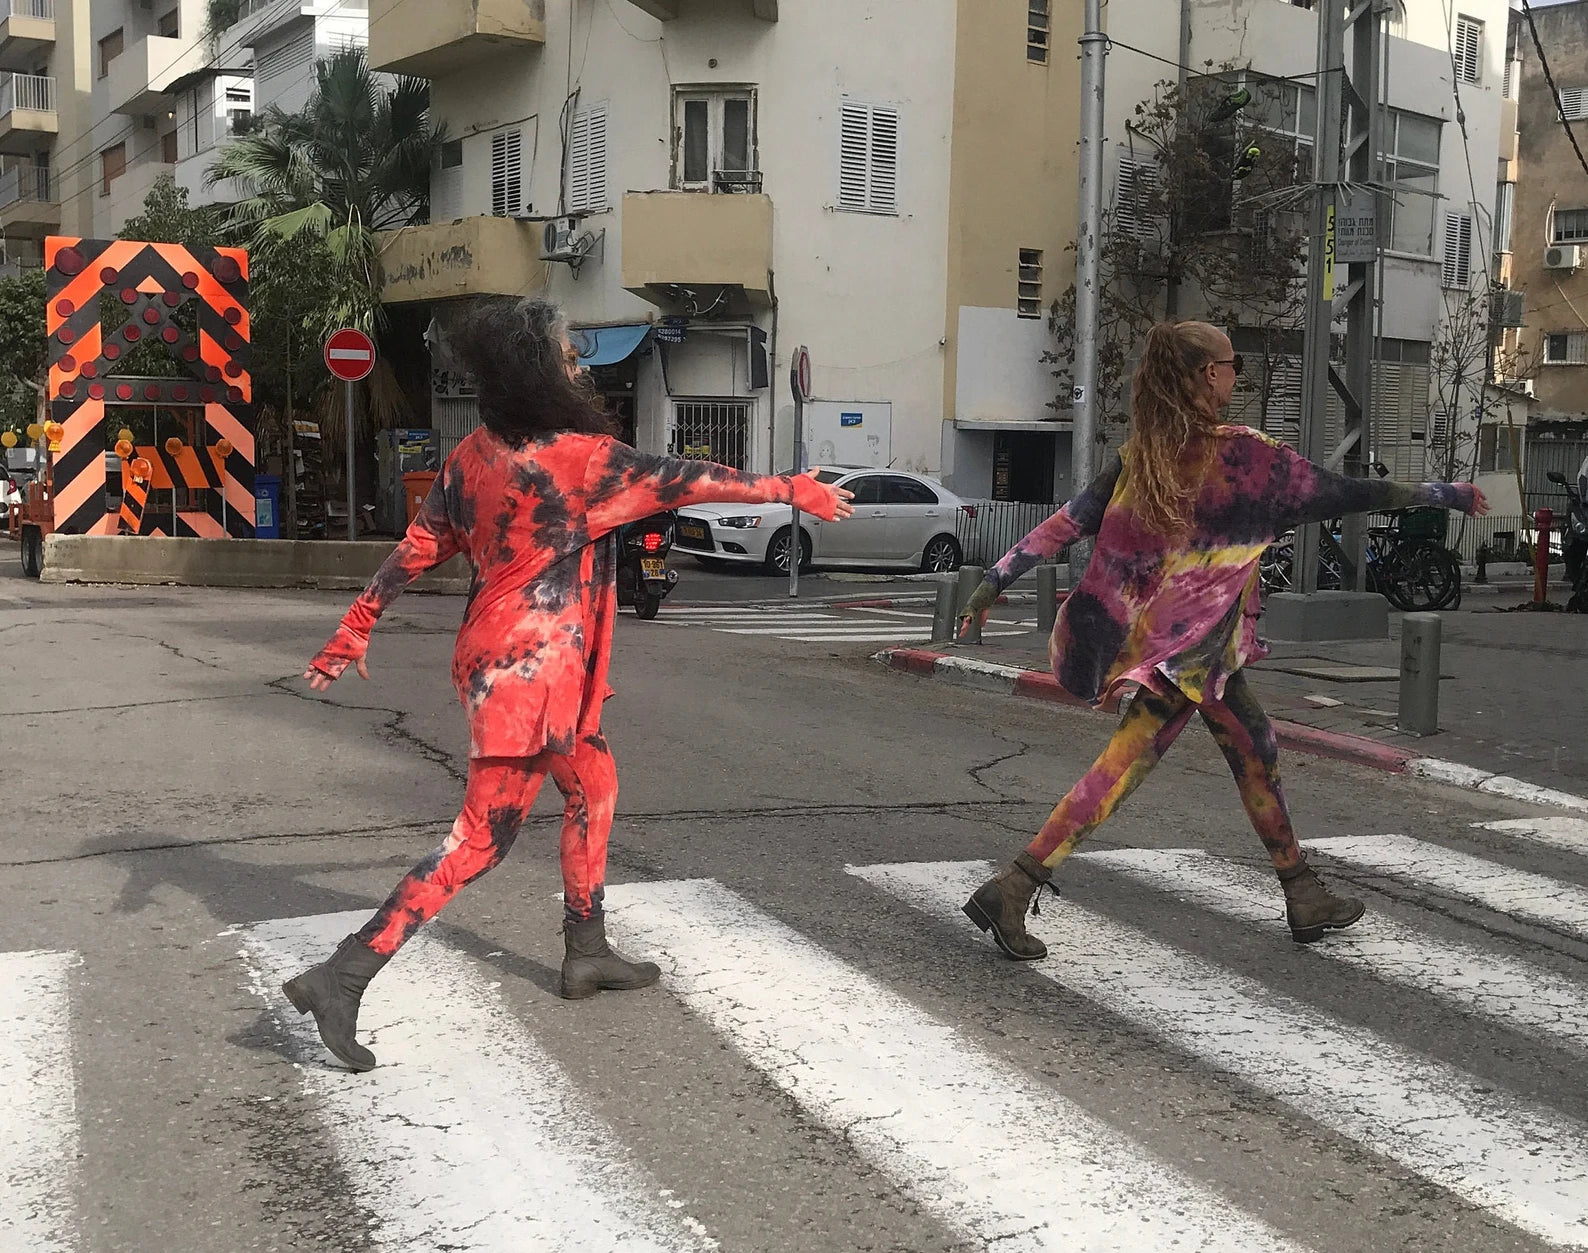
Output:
[{"xmin": 1122, "ymin": 321, "xmax": 1228, "ymax": 534}]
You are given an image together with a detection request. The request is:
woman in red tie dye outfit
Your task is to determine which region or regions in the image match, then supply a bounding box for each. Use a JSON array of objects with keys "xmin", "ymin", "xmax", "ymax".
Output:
[
  {"xmin": 959, "ymin": 320, "xmax": 1487, "ymax": 961},
  {"xmin": 283, "ymin": 298, "xmax": 853, "ymax": 1071}
]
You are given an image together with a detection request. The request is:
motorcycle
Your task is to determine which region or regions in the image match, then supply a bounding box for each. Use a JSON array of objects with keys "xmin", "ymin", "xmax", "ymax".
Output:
[
  {"xmin": 1548, "ymin": 458, "xmax": 1588, "ymax": 613},
  {"xmin": 616, "ymin": 510, "xmax": 679, "ymax": 620}
]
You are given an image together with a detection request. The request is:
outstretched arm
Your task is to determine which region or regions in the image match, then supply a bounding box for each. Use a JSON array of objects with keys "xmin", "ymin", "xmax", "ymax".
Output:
[
  {"xmin": 585, "ymin": 439, "xmax": 851, "ymax": 534},
  {"xmin": 1271, "ymin": 444, "xmax": 1483, "ymax": 531},
  {"xmin": 987, "ymin": 456, "xmax": 1122, "ymax": 593},
  {"xmin": 305, "ymin": 473, "xmax": 463, "ymax": 686}
]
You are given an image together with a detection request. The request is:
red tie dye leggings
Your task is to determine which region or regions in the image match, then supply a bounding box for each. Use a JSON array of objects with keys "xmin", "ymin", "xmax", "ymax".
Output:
[
  {"xmin": 1027, "ymin": 671, "xmax": 1302, "ymax": 872},
  {"xmin": 354, "ymin": 733, "xmax": 617, "ymax": 956}
]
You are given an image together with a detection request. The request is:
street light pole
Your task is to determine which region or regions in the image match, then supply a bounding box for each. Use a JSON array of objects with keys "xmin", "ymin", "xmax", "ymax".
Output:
[{"xmin": 1072, "ymin": 0, "xmax": 1107, "ymax": 570}]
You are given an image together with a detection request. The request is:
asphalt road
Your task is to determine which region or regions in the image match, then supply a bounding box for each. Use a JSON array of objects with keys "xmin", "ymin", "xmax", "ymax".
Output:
[{"xmin": 3, "ymin": 547, "xmax": 1587, "ymax": 1253}]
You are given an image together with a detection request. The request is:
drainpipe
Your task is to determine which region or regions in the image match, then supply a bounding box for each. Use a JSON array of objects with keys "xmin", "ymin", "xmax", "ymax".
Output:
[
  {"xmin": 1165, "ymin": 0, "xmax": 1192, "ymax": 318},
  {"xmin": 767, "ymin": 267, "xmax": 779, "ymax": 473}
]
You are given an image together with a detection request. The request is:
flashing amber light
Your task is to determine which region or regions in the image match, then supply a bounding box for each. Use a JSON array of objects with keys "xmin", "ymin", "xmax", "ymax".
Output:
[
  {"xmin": 26, "ymin": 423, "xmax": 42, "ymax": 440},
  {"xmin": 44, "ymin": 421, "xmax": 64, "ymax": 452},
  {"xmin": 642, "ymin": 532, "xmax": 665, "ymax": 553},
  {"xmin": 0, "ymin": 431, "xmax": 16, "ymax": 449},
  {"xmin": 216, "ymin": 439, "xmax": 234, "ymax": 458},
  {"xmin": 131, "ymin": 458, "xmax": 152, "ymax": 481},
  {"xmin": 114, "ymin": 439, "xmax": 133, "ymax": 459},
  {"xmin": 117, "ymin": 428, "xmax": 134, "ymax": 442},
  {"xmin": 164, "ymin": 437, "xmax": 184, "ymax": 456}
]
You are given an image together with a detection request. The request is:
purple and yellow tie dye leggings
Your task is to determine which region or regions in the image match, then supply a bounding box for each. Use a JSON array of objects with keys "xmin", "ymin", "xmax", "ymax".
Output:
[{"xmin": 1027, "ymin": 670, "xmax": 1302, "ymax": 872}]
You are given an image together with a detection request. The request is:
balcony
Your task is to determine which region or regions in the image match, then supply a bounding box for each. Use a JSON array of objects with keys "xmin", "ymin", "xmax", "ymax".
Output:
[
  {"xmin": 107, "ymin": 35, "xmax": 206, "ymax": 117},
  {"xmin": 369, "ymin": 0, "xmax": 545, "ymax": 78},
  {"xmin": 0, "ymin": 163, "xmax": 55, "ymax": 235},
  {"xmin": 622, "ymin": 0, "xmax": 778, "ymax": 18},
  {"xmin": 0, "ymin": 72, "xmax": 53, "ymax": 154},
  {"xmin": 621, "ymin": 191, "xmax": 773, "ymax": 309},
  {"xmin": 0, "ymin": 1, "xmax": 54, "ymax": 73},
  {"xmin": 377, "ymin": 215, "xmax": 549, "ymax": 304}
]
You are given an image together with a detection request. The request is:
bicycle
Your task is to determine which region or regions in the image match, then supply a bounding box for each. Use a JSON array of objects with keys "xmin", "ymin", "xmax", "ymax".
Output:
[{"xmin": 1260, "ymin": 509, "xmax": 1461, "ymax": 612}]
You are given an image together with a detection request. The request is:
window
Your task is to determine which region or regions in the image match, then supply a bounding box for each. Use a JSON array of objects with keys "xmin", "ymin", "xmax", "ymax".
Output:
[
  {"xmin": 567, "ymin": 102, "xmax": 608, "ymax": 214},
  {"xmin": 1114, "ymin": 154, "xmax": 1157, "ymax": 243},
  {"xmin": 673, "ymin": 88, "xmax": 756, "ymax": 191},
  {"xmin": 433, "ymin": 139, "xmax": 464, "ymax": 221},
  {"xmin": 98, "ymin": 29, "xmax": 123, "ymax": 80},
  {"xmin": 1544, "ymin": 331, "xmax": 1588, "ymax": 364},
  {"xmin": 1494, "ymin": 182, "xmax": 1514, "ymax": 255},
  {"xmin": 1478, "ymin": 424, "xmax": 1518, "ymax": 473},
  {"xmin": 162, "ymin": 129, "xmax": 178, "ymax": 164},
  {"xmin": 490, "ymin": 128, "xmax": 522, "ymax": 217},
  {"xmin": 1441, "ymin": 211, "xmax": 1473, "ymax": 288},
  {"xmin": 100, "ymin": 142, "xmax": 125, "ymax": 195},
  {"xmin": 257, "ymin": 30, "xmax": 314, "ymax": 87},
  {"xmin": 880, "ymin": 476, "xmax": 939, "ymax": 506},
  {"xmin": 158, "ymin": 7, "xmax": 180, "ymax": 37},
  {"xmin": 846, "ymin": 476, "xmax": 883, "ymax": 505},
  {"xmin": 1561, "ymin": 86, "xmax": 1588, "ymax": 121},
  {"xmin": 1384, "ymin": 110, "xmax": 1441, "ymax": 255},
  {"xmin": 672, "ymin": 400, "xmax": 751, "ymax": 470},
  {"xmin": 838, "ymin": 98, "xmax": 899, "ymax": 215},
  {"xmin": 1553, "ymin": 208, "xmax": 1588, "ymax": 243},
  {"xmin": 1028, "ymin": 0, "xmax": 1050, "ymax": 64},
  {"xmin": 1017, "ymin": 248, "xmax": 1043, "ymax": 318},
  {"xmin": 1455, "ymin": 17, "xmax": 1483, "ymax": 84},
  {"xmin": 439, "ymin": 139, "xmax": 463, "ymax": 169}
]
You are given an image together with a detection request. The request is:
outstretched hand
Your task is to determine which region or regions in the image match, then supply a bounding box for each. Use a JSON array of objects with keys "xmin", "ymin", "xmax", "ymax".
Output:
[
  {"xmin": 956, "ymin": 580, "xmax": 998, "ymax": 642},
  {"xmin": 1466, "ymin": 486, "xmax": 1491, "ymax": 518},
  {"xmin": 794, "ymin": 468, "xmax": 856, "ymax": 522},
  {"xmin": 303, "ymin": 657, "xmax": 369, "ymax": 692}
]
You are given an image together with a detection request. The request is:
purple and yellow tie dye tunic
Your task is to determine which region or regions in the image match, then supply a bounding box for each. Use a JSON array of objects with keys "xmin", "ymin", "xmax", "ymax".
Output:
[{"xmin": 986, "ymin": 424, "xmax": 1474, "ymax": 711}]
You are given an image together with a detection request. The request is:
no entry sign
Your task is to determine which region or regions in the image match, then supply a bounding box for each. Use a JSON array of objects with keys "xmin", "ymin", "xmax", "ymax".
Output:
[{"xmin": 324, "ymin": 328, "xmax": 376, "ymax": 382}]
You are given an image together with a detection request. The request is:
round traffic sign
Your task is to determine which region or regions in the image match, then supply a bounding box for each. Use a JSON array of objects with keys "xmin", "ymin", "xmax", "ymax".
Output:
[
  {"xmin": 791, "ymin": 344, "xmax": 812, "ymax": 404},
  {"xmin": 325, "ymin": 328, "xmax": 377, "ymax": 382}
]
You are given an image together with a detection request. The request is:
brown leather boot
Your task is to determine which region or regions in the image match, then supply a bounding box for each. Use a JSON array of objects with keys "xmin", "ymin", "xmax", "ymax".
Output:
[
  {"xmin": 561, "ymin": 915, "xmax": 661, "ymax": 1000},
  {"xmin": 282, "ymin": 935, "xmax": 390, "ymax": 1072},
  {"xmin": 962, "ymin": 853, "xmax": 1053, "ymax": 960},
  {"xmin": 1279, "ymin": 859, "xmax": 1365, "ymax": 943}
]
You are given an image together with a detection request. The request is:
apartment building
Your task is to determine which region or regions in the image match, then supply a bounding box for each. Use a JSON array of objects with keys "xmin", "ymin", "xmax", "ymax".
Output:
[
  {"xmin": 1507, "ymin": 0, "xmax": 1588, "ymax": 502},
  {"xmin": 1103, "ymin": 0, "xmax": 1517, "ymax": 509},
  {"xmin": 372, "ymin": 0, "xmax": 1083, "ymax": 502},
  {"xmin": 0, "ymin": 0, "xmax": 367, "ymax": 277}
]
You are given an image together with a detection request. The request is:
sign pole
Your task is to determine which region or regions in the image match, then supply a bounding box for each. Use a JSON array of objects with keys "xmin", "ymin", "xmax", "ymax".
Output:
[
  {"xmin": 789, "ymin": 345, "xmax": 812, "ymax": 599},
  {"xmin": 324, "ymin": 328, "xmax": 377, "ymax": 543},
  {"xmin": 345, "ymin": 378, "xmax": 356, "ymax": 541}
]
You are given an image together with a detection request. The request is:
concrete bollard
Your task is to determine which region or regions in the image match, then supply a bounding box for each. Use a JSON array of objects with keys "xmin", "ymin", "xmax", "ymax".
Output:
[
  {"xmin": 930, "ymin": 574, "xmax": 957, "ymax": 643},
  {"xmin": 955, "ymin": 564, "xmax": 986, "ymax": 645},
  {"xmin": 1398, "ymin": 613, "xmax": 1442, "ymax": 737},
  {"xmin": 1036, "ymin": 565, "xmax": 1059, "ymax": 633}
]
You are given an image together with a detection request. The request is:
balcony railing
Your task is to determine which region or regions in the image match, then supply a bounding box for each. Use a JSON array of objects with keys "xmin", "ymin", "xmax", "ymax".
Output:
[
  {"xmin": 0, "ymin": 71, "xmax": 53, "ymax": 113},
  {"xmin": 7, "ymin": 1, "xmax": 53, "ymax": 19},
  {"xmin": 0, "ymin": 163, "xmax": 48, "ymax": 205}
]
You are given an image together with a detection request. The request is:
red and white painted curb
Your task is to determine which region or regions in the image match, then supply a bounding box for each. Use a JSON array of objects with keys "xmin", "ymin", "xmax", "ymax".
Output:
[{"xmin": 876, "ymin": 647, "xmax": 1588, "ymax": 814}]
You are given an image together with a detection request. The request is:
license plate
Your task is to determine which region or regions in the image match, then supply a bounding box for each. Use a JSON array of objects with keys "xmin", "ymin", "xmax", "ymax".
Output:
[
  {"xmin": 679, "ymin": 524, "xmax": 706, "ymax": 541},
  {"xmin": 641, "ymin": 557, "xmax": 667, "ymax": 578}
]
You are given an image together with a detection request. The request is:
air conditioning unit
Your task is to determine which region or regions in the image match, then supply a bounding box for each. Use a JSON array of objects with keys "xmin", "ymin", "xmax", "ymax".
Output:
[
  {"xmin": 1544, "ymin": 244, "xmax": 1582, "ymax": 271},
  {"xmin": 541, "ymin": 218, "xmax": 577, "ymax": 261}
]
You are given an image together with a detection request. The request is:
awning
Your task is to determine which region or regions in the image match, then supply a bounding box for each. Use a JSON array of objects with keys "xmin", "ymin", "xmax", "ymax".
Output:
[{"xmin": 578, "ymin": 324, "xmax": 651, "ymax": 367}]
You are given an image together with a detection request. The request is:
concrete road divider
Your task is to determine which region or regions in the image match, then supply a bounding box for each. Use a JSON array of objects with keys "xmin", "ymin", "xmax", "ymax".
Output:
[{"xmin": 40, "ymin": 535, "xmax": 471, "ymax": 593}]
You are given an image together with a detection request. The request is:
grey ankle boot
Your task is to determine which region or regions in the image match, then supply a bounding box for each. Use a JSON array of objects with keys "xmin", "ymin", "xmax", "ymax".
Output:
[
  {"xmin": 962, "ymin": 853, "xmax": 1053, "ymax": 961},
  {"xmin": 1279, "ymin": 859, "xmax": 1365, "ymax": 943},
  {"xmin": 282, "ymin": 935, "xmax": 391, "ymax": 1072},
  {"xmin": 560, "ymin": 915, "xmax": 661, "ymax": 1000}
]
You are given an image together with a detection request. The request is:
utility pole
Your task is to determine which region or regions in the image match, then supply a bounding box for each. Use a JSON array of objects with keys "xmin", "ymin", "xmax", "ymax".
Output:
[
  {"xmin": 1296, "ymin": 0, "xmax": 1384, "ymax": 596},
  {"xmin": 1072, "ymin": 0, "xmax": 1107, "ymax": 566}
]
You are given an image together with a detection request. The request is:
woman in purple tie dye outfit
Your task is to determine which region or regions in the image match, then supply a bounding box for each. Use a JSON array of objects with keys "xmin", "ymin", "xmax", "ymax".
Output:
[{"xmin": 959, "ymin": 320, "xmax": 1488, "ymax": 959}]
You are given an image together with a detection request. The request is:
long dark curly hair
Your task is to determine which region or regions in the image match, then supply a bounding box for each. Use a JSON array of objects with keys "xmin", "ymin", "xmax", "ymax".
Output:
[{"xmin": 439, "ymin": 297, "xmax": 619, "ymax": 444}]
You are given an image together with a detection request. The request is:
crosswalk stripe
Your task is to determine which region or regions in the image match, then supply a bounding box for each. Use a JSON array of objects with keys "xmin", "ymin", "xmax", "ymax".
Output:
[
  {"xmin": 1473, "ymin": 818, "xmax": 1588, "ymax": 857},
  {"xmin": 850, "ymin": 860, "xmax": 1588, "ymax": 1247},
  {"xmin": 238, "ymin": 912, "xmax": 717, "ymax": 1252},
  {"xmin": 0, "ymin": 950, "xmax": 77, "ymax": 1253},
  {"xmin": 1084, "ymin": 848, "xmax": 1588, "ymax": 1055},
  {"xmin": 1310, "ymin": 834, "xmax": 1588, "ymax": 942},
  {"xmin": 603, "ymin": 879, "xmax": 1301, "ymax": 1252}
]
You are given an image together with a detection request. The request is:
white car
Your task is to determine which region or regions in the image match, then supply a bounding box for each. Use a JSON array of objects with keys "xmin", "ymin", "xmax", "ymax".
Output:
[{"xmin": 675, "ymin": 466, "xmax": 970, "ymax": 574}]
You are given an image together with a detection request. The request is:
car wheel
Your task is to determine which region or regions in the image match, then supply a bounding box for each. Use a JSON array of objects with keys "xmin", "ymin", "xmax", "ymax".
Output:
[
  {"xmin": 635, "ymin": 592, "xmax": 662, "ymax": 620},
  {"xmin": 920, "ymin": 534, "xmax": 962, "ymax": 573},
  {"xmin": 764, "ymin": 526, "xmax": 812, "ymax": 576},
  {"xmin": 19, "ymin": 527, "xmax": 43, "ymax": 579}
]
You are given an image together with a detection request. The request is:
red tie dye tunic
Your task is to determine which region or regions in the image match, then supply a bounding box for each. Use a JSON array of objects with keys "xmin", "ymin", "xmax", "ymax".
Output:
[{"xmin": 310, "ymin": 429, "xmax": 834, "ymax": 758}]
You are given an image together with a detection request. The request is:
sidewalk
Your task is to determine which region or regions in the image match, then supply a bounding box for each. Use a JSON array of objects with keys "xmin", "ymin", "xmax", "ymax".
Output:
[{"xmin": 879, "ymin": 599, "xmax": 1588, "ymax": 805}]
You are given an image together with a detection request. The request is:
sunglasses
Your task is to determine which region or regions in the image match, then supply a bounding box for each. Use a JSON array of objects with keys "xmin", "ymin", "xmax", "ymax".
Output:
[{"xmin": 1211, "ymin": 354, "xmax": 1244, "ymax": 376}]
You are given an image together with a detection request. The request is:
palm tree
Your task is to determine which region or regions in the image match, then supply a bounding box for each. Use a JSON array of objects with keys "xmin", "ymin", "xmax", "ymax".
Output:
[{"xmin": 209, "ymin": 47, "xmax": 440, "ymax": 434}]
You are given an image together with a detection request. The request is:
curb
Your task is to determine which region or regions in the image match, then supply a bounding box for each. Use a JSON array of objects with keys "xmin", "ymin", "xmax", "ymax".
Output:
[{"xmin": 876, "ymin": 647, "xmax": 1588, "ymax": 813}]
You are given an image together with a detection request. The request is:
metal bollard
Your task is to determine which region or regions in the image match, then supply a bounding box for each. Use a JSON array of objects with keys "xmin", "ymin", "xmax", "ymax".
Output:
[
  {"xmin": 1533, "ymin": 508, "xmax": 1554, "ymax": 606},
  {"xmin": 1398, "ymin": 613, "xmax": 1442, "ymax": 737},
  {"xmin": 955, "ymin": 564, "xmax": 986, "ymax": 645},
  {"xmin": 1036, "ymin": 565, "xmax": 1059, "ymax": 633},
  {"xmin": 930, "ymin": 574, "xmax": 957, "ymax": 644}
]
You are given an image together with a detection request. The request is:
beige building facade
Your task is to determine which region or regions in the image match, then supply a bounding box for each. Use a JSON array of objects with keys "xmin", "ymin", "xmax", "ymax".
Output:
[{"xmin": 372, "ymin": 0, "xmax": 1082, "ymax": 503}]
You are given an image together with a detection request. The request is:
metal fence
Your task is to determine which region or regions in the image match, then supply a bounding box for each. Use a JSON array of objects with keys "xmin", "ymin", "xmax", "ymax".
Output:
[
  {"xmin": 0, "ymin": 73, "xmax": 55, "ymax": 115},
  {"xmin": 0, "ymin": 165, "xmax": 49, "ymax": 208},
  {"xmin": 9, "ymin": 0, "xmax": 54, "ymax": 19},
  {"xmin": 1361, "ymin": 512, "xmax": 1542, "ymax": 563},
  {"xmin": 672, "ymin": 400, "xmax": 751, "ymax": 471},
  {"xmin": 953, "ymin": 499, "xmax": 1063, "ymax": 566}
]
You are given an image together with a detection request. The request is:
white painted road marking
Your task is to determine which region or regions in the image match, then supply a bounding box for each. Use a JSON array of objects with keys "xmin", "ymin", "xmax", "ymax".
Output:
[
  {"xmin": 851, "ymin": 859, "xmax": 1588, "ymax": 1248},
  {"xmin": 1085, "ymin": 847, "xmax": 1588, "ymax": 1055},
  {"xmin": 1310, "ymin": 834, "xmax": 1588, "ymax": 942},
  {"xmin": 604, "ymin": 878, "xmax": 1302, "ymax": 1253},
  {"xmin": 1473, "ymin": 817, "xmax": 1588, "ymax": 857},
  {"xmin": 656, "ymin": 604, "xmax": 1025, "ymax": 645},
  {"xmin": 239, "ymin": 912, "xmax": 717, "ymax": 1253},
  {"xmin": 0, "ymin": 950, "xmax": 77, "ymax": 1253}
]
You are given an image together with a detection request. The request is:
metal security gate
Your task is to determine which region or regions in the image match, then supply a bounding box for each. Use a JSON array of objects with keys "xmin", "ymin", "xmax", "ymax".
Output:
[
  {"xmin": 433, "ymin": 396, "xmax": 480, "ymax": 459},
  {"xmin": 672, "ymin": 400, "xmax": 751, "ymax": 470}
]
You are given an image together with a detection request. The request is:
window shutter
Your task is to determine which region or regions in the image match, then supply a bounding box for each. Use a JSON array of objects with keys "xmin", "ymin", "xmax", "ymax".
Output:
[
  {"xmin": 491, "ymin": 129, "xmax": 521, "ymax": 217},
  {"xmin": 257, "ymin": 29, "xmax": 314, "ymax": 85},
  {"xmin": 568, "ymin": 102, "xmax": 608, "ymax": 213},
  {"xmin": 1441, "ymin": 211, "xmax": 1473, "ymax": 288},
  {"xmin": 1560, "ymin": 86, "xmax": 1588, "ymax": 121},
  {"xmin": 838, "ymin": 100, "xmax": 870, "ymax": 211},
  {"xmin": 1115, "ymin": 156, "xmax": 1156, "ymax": 243},
  {"xmin": 1494, "ymin": 181, "xmax": 1514, "ymax": 255},
  {"xmin": 867, "ymin": 105, "xmax": 898, "ymax": 213},
  {"xmin": 1456, "ymin": 18, "xmax": 1482, "ymax": 83},
  {"xmin": 838, "ymin": 100, "xmax": 899, "ymax": 215}
]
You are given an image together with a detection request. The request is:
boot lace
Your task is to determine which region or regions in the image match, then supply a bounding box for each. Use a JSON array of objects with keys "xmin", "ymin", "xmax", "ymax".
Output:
[{"xmin": 1030, "ymin": 881, "xmax": 1061, "ymax": 917}]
